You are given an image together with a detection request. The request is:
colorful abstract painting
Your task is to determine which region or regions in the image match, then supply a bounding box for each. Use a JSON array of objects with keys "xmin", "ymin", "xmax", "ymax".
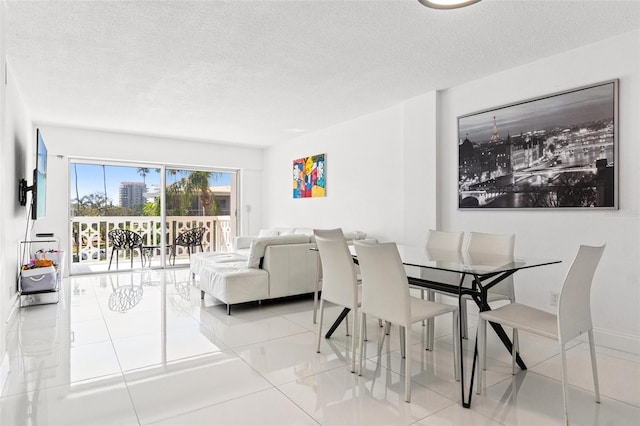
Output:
[{"xmin": 293, "ymin": 154, "xmax": 325, "ymax": 198}]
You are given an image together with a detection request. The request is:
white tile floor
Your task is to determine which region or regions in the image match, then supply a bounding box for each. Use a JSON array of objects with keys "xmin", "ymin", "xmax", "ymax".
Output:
[{"xmin": 1, "ymin": 269, "xmax": 638, "ymax": 425}]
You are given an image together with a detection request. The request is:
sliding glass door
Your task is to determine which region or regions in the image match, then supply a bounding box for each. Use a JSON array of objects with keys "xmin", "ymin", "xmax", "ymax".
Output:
[
  {"xmin": 164, "ymin": 168, "xmax": 236, "ymax": 267},
  {"xmin": 69, "ymin": 160, "xmax": 237, "ymax": 275}
]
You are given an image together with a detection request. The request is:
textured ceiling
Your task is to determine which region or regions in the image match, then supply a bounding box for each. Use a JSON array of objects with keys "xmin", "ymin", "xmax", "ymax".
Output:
[{"xmin": 5, "ymin": 0, "xmax": 640, "ymax": 146}]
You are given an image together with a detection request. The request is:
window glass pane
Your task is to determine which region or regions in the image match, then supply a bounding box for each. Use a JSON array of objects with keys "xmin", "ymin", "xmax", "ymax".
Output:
[
  {"xmin": 70, "ymin": 161, "xmax": 236, "ymax": 274},
  {"xmin": 165, "ymin": 169, "xmax": 235, "ymax": 267},
  {"xmin": 70, "ymin": 163, "xmax": 162, "ymax": 273}
]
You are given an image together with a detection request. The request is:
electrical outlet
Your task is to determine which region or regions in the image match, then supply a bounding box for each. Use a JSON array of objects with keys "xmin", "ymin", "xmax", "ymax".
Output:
[{"xmin": 550, "ymin": 291, "xmax": 559, "ymax": 306}]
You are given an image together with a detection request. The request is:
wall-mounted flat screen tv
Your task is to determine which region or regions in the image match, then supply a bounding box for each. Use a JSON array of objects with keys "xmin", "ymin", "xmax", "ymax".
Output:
[{"xmin": 32, "ymin": 128, "xmax": 47, "ymax": 219}]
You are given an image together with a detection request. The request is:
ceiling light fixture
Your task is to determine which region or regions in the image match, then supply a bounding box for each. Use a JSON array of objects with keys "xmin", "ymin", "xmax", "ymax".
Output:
[{"xmin": 418, "ymin": 0, "xmax": 481, "ymax": 9}]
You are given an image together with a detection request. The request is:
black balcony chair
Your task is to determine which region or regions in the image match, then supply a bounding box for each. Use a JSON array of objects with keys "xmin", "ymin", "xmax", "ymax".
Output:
[
  {"xmin": 108, "ymin": 229, "xmax": 144, "ymax": 270},
  {"xmin": 169, "ymin": 227, "xmax": 206, "ymax": 265}
]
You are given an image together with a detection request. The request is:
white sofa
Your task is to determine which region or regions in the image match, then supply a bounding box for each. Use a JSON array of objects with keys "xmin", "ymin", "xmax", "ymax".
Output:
[{"xmin": 191, "ymin": 228, "xmax": 367, "ymax": 314}]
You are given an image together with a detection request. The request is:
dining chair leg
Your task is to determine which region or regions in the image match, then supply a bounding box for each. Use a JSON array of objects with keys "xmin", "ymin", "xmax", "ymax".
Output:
[
  {"xmin": 358, "ymin": 310, "xmax": 366, "ymax": 376},
  {"xmin": 312, "ymin": 280, "xmax": 320, "ymax": 324},
  {"xmin": 363, "ymin": 313, "xmax": 368, "ymax": 341},
  {"xmin": 384, "ymin": 321, "xmax": 391, "ymax": 335},
  {"xmin": 426, "ymin": 290, "xmax": 435, "ymax": 350},
  {"xmin": 453, "ymin": 311, "xmax": 460, "ymax": 381},
  {"xmin": 425, "ymin": 319, "xmax": 431, "ymax": 349},
  {"xmin": 404, "ymin": 326, "xmax": 411, "ymax": 402},
  {"xmin": 560, "ymin": 343, "xmax": 570, "ymax": 426},
  {"xmin": 477, "ymin": 318, "xmax": 486, "ymax": 395},
  {"xmin": 345, "ymin": 314, "xmax": 350, "ymax": 336},
  {"xmin": 460, "ymin": 300, "xmax": 468, "ymax": 339},
  {"xmin": 420, "ymin": 289, "xmax": 426, "ymax": 326},
  {"xmin": 588, "ymin": 329, "xmax": 601, "ymax": 403},
  {"xmin": 316, "ymin": 299, "xmax": 325, "ymax": 353},
  {"xmin": 108, "ymin": 250, "xmax": 115, "ymax": 270},
  {"xmin": 481, "ymin": 318, "xmax": 487, "ymax": 370},
  {"xmin": 350, "ymin": 310, "xmax": 358, "ymax": 373},
  {"xmin": 400, "ymin": 325, "xmax": 406, "ymax": 359}
]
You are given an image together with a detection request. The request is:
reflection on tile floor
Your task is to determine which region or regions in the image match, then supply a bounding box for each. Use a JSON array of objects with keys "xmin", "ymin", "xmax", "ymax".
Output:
[{"xmin": 1, "ymin": 269, "xmax": 638, "ymax": 425}]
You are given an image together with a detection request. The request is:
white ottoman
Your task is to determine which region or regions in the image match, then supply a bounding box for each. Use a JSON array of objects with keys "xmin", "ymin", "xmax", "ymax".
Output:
[{"xmin": 199, "ymin": 262, "xmax": 269, "ymax": 315}]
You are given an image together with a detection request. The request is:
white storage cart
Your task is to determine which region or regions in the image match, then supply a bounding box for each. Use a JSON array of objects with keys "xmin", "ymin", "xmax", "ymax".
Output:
[{"xmin": 18, "ymin": 238, "xmax": 65, "ymax": 307}]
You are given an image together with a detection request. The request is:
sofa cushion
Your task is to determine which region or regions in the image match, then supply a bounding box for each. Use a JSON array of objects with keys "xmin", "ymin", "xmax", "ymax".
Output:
[
  {"xmin": 309, "ymin": 230, "xmax": 367, "ymax": 243},
  {"xmin": 247, "ymin": 235, "xmax": 311, "ymax": 268},
  {"xmin": 233, "ymin": 236, "xmax": 257, "ymax": 251},
  {"xmin": 343, "ymin": 231, "xmax": 367, "ymax": 241},
  {"xmin": 258, "ymin": 229, "xmax": 279, "ymax": 237},
  {"xmin": 274, "ymin": 227, "xmax": 296, "ymax": 236},
  {"xmin": 199, "ymin": 263, "xmax": 269, "ymax": 305},
  {"xmin": 190, "ymin": 252, "xmax": 248, "ymax": 275}
]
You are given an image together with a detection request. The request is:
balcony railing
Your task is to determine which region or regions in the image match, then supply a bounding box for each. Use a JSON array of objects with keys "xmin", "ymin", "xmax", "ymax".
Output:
[{"xmin": 70, "ymin": 215, "xmax": 233, "ymax": 266}]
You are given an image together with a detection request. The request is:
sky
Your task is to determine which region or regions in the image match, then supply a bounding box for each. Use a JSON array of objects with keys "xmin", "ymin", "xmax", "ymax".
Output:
[{"xmin": 69, "ymin": 163, "xmax": 232, "ymax": 205}]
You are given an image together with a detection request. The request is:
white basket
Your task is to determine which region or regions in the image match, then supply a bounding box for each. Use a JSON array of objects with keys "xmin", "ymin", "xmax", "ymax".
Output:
[{"xmin": 20, "ymin": 266, "xmax": 58, "ymax": 293}]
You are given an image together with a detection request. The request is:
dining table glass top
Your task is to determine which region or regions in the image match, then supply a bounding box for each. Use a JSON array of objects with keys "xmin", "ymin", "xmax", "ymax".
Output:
[{"xmin": 350, "ymin": 244, "xmax": 560, "ymax": 276}]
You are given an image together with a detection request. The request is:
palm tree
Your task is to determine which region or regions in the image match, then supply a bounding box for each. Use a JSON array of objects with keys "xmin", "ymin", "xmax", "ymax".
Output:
[
  {"xmin": 184, "ymin": 171, "xmax": 213, "ymax": 215},
  {"xmin": 73, "ymin": 163, "xmax": 80, "ymax": 216},
  {"xmin": 102, "ymin": 164, "xmax": 108, "ymax": 214},
  {"xmin": 165, "ymin": 170, "xmax": 219, "ymax": 216},
  {"xmin": 137, "ymin": 167, "xmax": 150, "ymax": 186},
  {"xmin": 77, "ymin": 192, "xmax": 109, "ymax": 215}
]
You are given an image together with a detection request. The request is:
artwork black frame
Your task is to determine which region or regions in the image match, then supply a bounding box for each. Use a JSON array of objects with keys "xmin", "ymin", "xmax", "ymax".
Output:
[{"xmin": 458, "ymin": 80, "xmax": 618, "ymax": 209}]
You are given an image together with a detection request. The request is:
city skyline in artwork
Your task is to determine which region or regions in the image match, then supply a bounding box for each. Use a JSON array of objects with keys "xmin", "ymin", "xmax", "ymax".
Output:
[
  {"xmin": 293, "ymin": 154, "xmax": 325, "ymax": 198},
  {"xmin": 458, "ymin": 80, "xmax": 617, "ymax": 209}
]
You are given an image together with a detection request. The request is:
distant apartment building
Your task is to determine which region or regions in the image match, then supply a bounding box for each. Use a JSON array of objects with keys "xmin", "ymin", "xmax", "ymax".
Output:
[
  {"xmin": 210, "ymin": 186, "xmax": 231, "ymax": 215},
  {"xmin": 119, "ymin": 182, "xmax": 147, "ymax": 208}
]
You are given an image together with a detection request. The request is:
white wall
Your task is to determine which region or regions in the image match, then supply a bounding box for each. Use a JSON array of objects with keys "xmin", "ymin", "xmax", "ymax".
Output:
[
  {"xmin": 264, "ymin": 102, "xmax": 424, "ymax": 242},
  {"xmin": 0, "ymin": 2, "xmax": 35, "ymax": 379},
  {"xmin": 0, "ymin": 0, "xmax": 6, "ymax": 382},
  {"xmin": 1, "ymin": 73, "xmax": 33, "ymax": 308},
  {"xmin": 402, "ymin": 91, "xmax": 438, "ymax": 246},
  {"xmin": 30, "ymin": 125, "xmax": 265, "ymax": 272},
  {"xmin": 438, "ymin": 30, "xmax": 640, "ymax": 353},
  {"xmin": 263, "ymin": 30, "xmax": 640, "ymax": 353},
  {"xmin": 263, "ymin": 92, "xmax": 438, "ymax": 244}
]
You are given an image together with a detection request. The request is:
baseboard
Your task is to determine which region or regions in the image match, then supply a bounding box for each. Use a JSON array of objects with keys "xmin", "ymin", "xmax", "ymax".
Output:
[
  {"xmin": 590, "ymin": 328, "xmax": 640, "ymax": 356},
  {"xmin": 5, "ymin": 292, "xmax": 20, "ymax": 324},
  {"xmin": 0, "ymin": 350, "xmax": 10, "ymax": 395}
]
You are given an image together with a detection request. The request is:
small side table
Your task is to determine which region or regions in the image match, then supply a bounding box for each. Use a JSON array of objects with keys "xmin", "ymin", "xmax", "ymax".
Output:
[{"xmin": 141, "ymin": 245, "xmax": 160, "ymax": 268}]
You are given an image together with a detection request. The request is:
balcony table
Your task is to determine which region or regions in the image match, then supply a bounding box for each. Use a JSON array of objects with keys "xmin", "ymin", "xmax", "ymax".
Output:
[
  {"xmin": 141, "ymin": 245, "xmax": 161, "ymax": 268},
  {"xmin": 323, "ymin": 244, "xmax": 560, "ymax": 408}
]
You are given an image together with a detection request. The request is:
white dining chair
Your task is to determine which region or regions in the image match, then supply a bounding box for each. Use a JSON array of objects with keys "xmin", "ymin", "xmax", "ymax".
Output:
[
  {"xmin": 426, "ymin": 229, "xmax": 465, "ymax": 252},
  {"xmin": 314, "ymin": 228, "xmax": 362, "ymax": 373},
  {"xmin": 477, "ymin": 244, "xmax": 605, "ymax": 426},
  {"xmin": 354, "ymin": 241, "xmax": 460, "ymax": 402},
  {"xmin": 420, "ymin": 231, "xmax": 514, "ymax": 342},
  {"xmin": 417, "ymin": 230, "xmax": 465, "ymax": 348},
  {"xmin": 463, "ymin": 232, "xmax": 516, "ymax": 340},
  {"xmin": 312, "ymin": 228, "xmax": 345, "ymax": 325}
]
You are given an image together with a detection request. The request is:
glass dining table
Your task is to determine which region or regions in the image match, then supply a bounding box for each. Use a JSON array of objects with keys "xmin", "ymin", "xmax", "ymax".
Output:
[{"xmin": 325, "ymin": 244, "xmax": 561, "ymax": 408}]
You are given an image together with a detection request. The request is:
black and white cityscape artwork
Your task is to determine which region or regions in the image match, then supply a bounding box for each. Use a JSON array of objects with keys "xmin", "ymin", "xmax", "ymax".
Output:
[{"xmin": 458, "ymin": 80, "xmax": 617, "ymax": 209}]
